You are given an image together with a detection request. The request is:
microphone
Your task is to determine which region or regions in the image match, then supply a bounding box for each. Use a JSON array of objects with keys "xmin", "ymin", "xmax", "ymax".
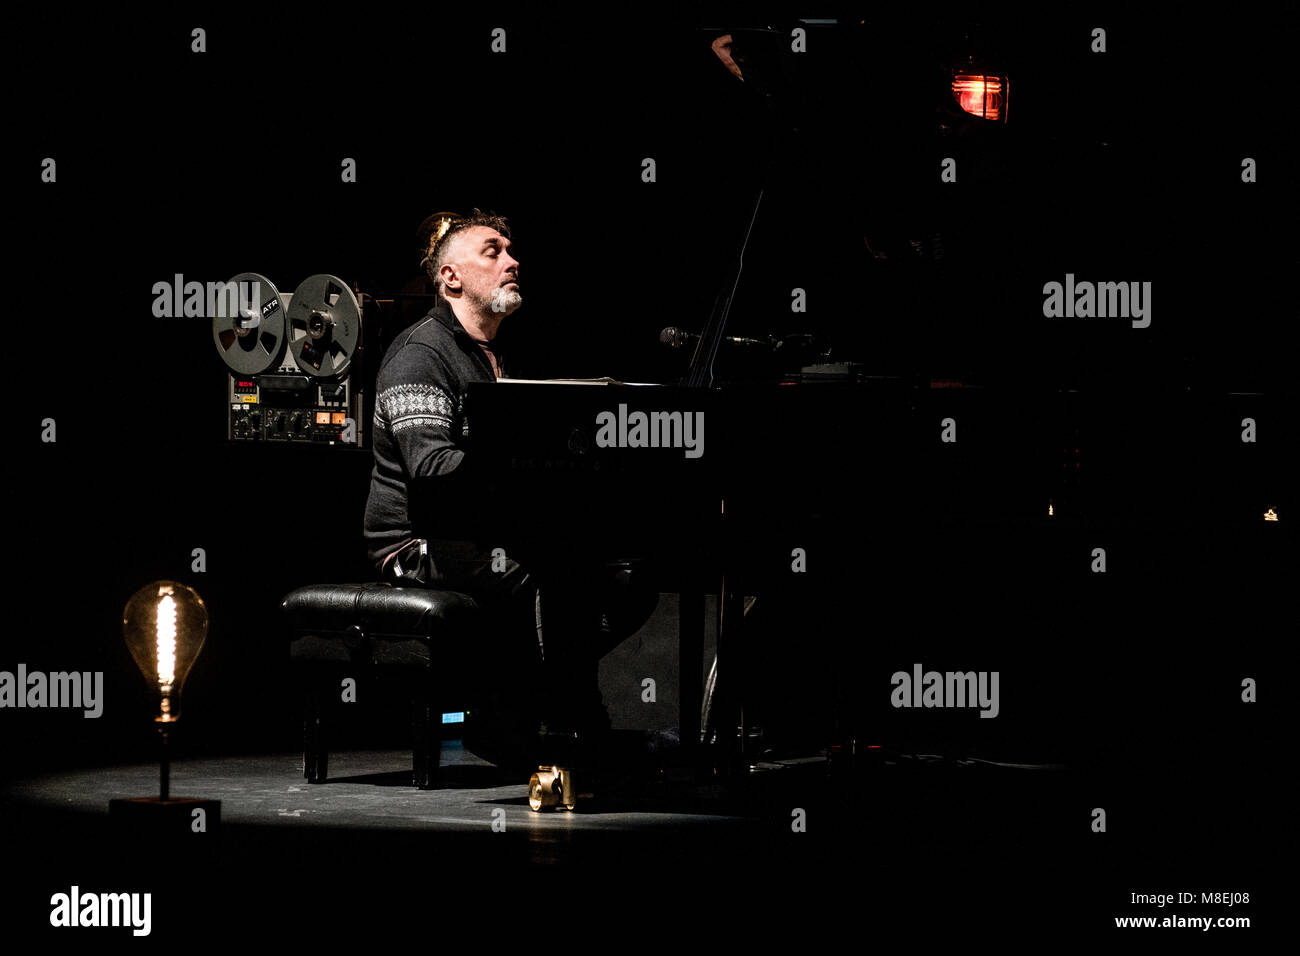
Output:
[{"xmin": 659, "ymin": 327, "xmax": 775, "ymax": 349}]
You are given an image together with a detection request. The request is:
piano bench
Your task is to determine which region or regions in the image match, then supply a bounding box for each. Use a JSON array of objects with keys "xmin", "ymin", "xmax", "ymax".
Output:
[{"xmin": 282, "ymin": 582, "xmax": 482, "ymax": 790}]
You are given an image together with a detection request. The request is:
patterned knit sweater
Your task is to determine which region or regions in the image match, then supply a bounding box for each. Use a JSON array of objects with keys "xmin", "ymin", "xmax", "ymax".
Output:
[{"xmin": 363, "ymin": 298, "xmax": 504, "ymax": 567}]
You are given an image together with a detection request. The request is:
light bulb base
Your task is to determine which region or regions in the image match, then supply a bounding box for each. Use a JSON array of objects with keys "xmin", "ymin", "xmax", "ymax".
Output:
[{"xmin": 108, "ymin": 797, "xmax": 222, "ymax": 849}]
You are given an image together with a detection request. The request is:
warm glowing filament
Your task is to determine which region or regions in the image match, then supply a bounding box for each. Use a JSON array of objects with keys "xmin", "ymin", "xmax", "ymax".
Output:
[{"xmin": 156, "ymin": 595, "xmax": 177, "ymax": 687}]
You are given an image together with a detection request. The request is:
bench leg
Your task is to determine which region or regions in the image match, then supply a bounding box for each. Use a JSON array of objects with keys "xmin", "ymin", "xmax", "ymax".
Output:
[
  {"xmin": 412, "ymin": 694, "xmax": 442, "ymax": 790},
  {"xmin": 304, "ymin": 683, "xmax": 328, "ymax": 784}
]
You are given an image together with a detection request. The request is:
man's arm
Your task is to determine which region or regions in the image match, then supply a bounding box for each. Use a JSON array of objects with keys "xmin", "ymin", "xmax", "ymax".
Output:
[{"xmin": 374, "ymin": 343, "xmax": 468, "ymax": 478}]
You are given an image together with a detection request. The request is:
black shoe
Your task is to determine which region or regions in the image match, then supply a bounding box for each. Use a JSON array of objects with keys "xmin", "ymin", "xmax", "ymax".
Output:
[
  {"xmin": 542, "ymin": 697, "xmax": 611, "ymax": 740},
  {"xmin": 462, "ymin": 706, "xmax": 546, "ymax": 774}
]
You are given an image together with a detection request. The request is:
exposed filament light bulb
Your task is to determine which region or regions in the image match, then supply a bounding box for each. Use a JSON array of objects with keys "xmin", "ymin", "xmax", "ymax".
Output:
[{"xmin": 123, "ymin": 582, "xmax": 208, "ymax": 724}]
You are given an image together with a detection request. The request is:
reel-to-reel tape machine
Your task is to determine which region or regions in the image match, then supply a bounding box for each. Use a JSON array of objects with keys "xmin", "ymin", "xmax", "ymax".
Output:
[{"xmin": 212, "ymin": 272, "xmax": 366, "ymax": 445}]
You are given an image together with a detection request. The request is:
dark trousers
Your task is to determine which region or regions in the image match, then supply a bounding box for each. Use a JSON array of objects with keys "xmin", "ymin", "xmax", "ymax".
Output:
[{"xmin": 380, "ymin": 538, "xmax": 655, "ymax": 732}]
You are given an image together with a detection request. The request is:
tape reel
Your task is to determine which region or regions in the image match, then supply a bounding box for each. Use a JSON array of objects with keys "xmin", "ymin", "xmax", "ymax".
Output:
[
  {"xmin": 287, "ymin": 275, "xmax": 361, "ymax": 380},
  {"xmin": 212, "ymin": 273, "xmax": 289, "ymax": 377}
]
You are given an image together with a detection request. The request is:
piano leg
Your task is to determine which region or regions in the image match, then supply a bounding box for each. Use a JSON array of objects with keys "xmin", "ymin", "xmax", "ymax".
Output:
[
  {"xmin": 717, "ymin": 567, "xmax": 746, "ymax": 777},
  {"xmin": 679, "ymin": 590, "xmax": 705, "ymax": 772}
]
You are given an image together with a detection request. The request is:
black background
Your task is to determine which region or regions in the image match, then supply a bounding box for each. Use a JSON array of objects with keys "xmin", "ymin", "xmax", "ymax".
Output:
[{"xmin": 6, "ymin": 6, "xmax": 1293, "ymax": 939}]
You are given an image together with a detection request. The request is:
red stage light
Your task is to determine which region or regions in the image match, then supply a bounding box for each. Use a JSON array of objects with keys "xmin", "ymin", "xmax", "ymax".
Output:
[{"xmin": 952, "ymin": 73, "xmax": 1008, "ymax": 122}]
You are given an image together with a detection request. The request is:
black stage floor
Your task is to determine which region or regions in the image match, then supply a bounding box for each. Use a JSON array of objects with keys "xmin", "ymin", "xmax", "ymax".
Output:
[
  {"xmin": 1, "ymin": 740, "xmax": 1267, "ymax": 940},
  {"xmin": 4, "ymin": 742, "xmax": 757, "ymax": 837}
]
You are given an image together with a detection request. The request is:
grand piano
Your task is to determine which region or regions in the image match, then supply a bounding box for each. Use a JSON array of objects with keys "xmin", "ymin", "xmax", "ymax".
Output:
[{"xmin": 407, "ymin": 309, "xmax": 1289, "ymax": 776}]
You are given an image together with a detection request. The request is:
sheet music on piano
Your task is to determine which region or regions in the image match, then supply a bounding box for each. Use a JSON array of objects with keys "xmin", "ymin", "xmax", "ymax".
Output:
[
  {"xmin": 496, "ymin": 376, "xmax": 619, "ymax": 385},
  {"xmin": 496, "ymin": 377, "xmax": 659, "ymax": 386}
]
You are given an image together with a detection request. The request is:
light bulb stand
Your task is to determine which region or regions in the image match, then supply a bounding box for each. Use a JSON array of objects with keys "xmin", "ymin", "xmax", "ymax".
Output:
[
  {"xmin": 158, "ymin": 723, "xmax": 170, "ymax": 802},
  {"xmin": 114, "ymin": 580, "xmax": 218, "ymax": 848},
  {"xmin": 109, "ymin": 720, "xmax": 220, "ymax": 848}
]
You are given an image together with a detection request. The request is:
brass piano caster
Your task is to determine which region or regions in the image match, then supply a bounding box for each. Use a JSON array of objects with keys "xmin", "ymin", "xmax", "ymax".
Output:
[{"xmin": 528, "ymin": 766, "xmax": 590, "ymax": 812}]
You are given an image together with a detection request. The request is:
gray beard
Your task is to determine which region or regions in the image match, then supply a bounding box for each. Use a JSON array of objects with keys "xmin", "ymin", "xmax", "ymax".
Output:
[{"xmin": 486, "ymin": 286, "xmax": 522, "ymax": 314}]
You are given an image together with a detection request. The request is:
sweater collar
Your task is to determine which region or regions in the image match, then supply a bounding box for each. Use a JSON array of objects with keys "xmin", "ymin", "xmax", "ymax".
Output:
[
  {"xmin": 431, "ymin": 297, "xmax": 467, "ymax": 339},
  {"xmin": 431, "ymin": 297, "xmax": 500, "ymax": 348}
]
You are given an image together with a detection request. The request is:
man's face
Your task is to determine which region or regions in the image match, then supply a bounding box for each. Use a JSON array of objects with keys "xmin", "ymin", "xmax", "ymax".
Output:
[{"xmin": 443, "ymin": 225, "xmax": 521, "ymax": 315}]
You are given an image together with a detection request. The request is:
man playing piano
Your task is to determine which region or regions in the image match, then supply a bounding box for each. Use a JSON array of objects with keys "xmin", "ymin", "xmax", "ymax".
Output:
[{"xmin": 363, "ymin": 209, "xmax": 655, "ymax": 768}]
